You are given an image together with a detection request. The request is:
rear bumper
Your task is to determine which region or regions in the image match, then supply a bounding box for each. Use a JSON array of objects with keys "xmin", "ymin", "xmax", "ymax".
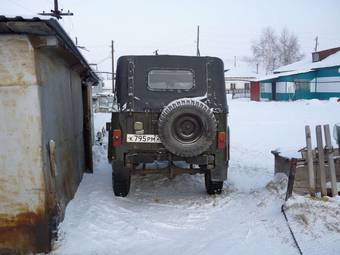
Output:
[
  {"xmin": 123, "ymin": 150, "xmax": 228, "ymax": 181},
  {"xmin": 125, "ymin": 151, "xmax": 214, "ymax": 166}
]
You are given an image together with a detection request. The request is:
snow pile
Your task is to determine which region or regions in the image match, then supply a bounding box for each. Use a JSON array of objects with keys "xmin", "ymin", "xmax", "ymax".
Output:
[
  {"xmin": 284, "ymin": 195, "xmax": 340, "ymax": 255},
  {"xmin": 51, "ymin": 97, "xmax": 340, "ymax": 255}
]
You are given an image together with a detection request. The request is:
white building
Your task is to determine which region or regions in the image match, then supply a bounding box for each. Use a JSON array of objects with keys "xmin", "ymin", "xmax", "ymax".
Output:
[{"xmin": 224, "ymin": 62, "xmax": 259, "ymax": 94}]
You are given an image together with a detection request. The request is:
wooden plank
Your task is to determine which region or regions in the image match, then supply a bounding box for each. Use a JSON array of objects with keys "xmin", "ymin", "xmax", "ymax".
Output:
[
  {"xmin": 324, "ymin": 124, "xmax": 338, "ymax": 197},
  {"xmin": 305, "ymin": 125, "xmax": 316, "ymax": 196},
  {"xmin": 49, "ymin": 140, "xmax": 57, "ymax": 178},
  {"xmin": 285, "ymin": 158, "xmax": 298, "ymax": 201},
  {"xmin": 316, "ymin": 125, "xmax": 327, "ymax": 196}
]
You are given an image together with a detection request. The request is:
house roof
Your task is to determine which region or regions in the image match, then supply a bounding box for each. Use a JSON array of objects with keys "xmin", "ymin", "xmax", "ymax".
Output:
[
  {"xmin": 224, "ymin": 61, "xmax": 260, "ymax": 80},
  {"xmin": 256, "ymin": 69, "xmax": 313, "ymax": 82},
  {"xmin": 225, "ymin": 67, "xmax": 258, "ymax": 79},
  {"xmin": 258, "ymin": 49, "xmax": 340, "ymax": 82},
  {"xmin": 274, "ymin": 51, "xmax": 340, "ymax": 73},
  {"xmin": 0, "ymin": 16, "xmax": 99, "ymax": 85}
]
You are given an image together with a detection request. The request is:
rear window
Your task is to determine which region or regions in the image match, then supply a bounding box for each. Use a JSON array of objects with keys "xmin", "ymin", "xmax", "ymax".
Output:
[{"xmin": 147, "ymin": 70, "xmax": 194, "ymax": 90}]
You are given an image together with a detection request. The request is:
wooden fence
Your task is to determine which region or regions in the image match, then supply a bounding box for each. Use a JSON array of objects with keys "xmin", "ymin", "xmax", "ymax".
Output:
[{"xmin": 273, "ymin": 124, "xmax": 340, "ymax": 199}]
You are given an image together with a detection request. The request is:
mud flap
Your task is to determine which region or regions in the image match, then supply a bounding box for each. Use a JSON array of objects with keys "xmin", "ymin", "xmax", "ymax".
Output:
[{"xmin": 210, "ymin": 161, "xmax": 228, "ymax": 182}]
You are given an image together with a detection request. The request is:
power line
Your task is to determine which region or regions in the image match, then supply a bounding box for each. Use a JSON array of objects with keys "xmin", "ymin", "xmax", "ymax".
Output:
[{"xmin": 96, "ymin": 56, "xmax": 111, "ymax": 65}]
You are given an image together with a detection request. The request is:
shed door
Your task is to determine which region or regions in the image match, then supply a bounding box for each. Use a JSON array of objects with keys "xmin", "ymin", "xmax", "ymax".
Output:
[{"xmin": 250, "ymin": 81, "xmax": 260, "ymax": 101}]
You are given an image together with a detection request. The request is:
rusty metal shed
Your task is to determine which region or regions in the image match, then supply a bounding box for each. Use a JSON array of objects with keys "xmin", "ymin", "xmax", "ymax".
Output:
[{"xmin": 0, "ymin": 16, "xmax": 99, "ymax": 254}]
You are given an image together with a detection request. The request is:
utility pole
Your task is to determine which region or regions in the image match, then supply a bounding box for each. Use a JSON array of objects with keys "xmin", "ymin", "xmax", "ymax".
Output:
[
  {"xmin": 314, "ymin": 36, "xmax": 319, "ymax": 52},
  {"xmin": 111, "ymin": 40, "xmax": 115, "ymax": 92},
  {"xmin": 256, "ymin": 63, "xmax": 259, "ymax": 74},
  {"xmin": 196, "ymin": 25, "xmax": 200, "ymax": 56},
  {"xmin": 38, "ymin": 0, "xmax": 73, "ymax": 19}
]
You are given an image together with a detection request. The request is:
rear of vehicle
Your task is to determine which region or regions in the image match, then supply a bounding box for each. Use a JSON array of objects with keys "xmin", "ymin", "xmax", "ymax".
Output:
[{"xmin": 108, "ymin": 55, "xmax": 229, "ymax": 196}]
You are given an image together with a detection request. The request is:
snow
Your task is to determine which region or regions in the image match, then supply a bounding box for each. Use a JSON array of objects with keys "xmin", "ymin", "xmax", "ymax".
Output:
[
  {"xmin": 51, "ymin": 96, "xmax": 340, "ymax": 255},
  {"xmin": 176, "ymin": 94, "xmax": 208, "ymax": 102},
  {"xmin": 225, "ymin": 67, "xmax": 258, "ymax": 79},
  {"xmin": 272, "ymin": 51, "xmax": 340, "ymax": 75},
  {"xmin": 274, "ymin": 57, "xmax": 312, "ymax": 73},
  {"xmin": 225, "ymin": 61, "xmax": 261, "ymax": 79},
  {"xmin": 256, "ymin": 68, "xmax": 313, "ymax": 82}
]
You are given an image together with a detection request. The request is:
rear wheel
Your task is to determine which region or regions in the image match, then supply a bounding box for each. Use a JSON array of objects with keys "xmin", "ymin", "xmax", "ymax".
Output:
[
  {"xmin": 204, "ymin": 170, "xmax": 223, "ymax": 195},
  {"xmin": 112, "ymin": 160, "xmax": 131, "ymax": 197}
]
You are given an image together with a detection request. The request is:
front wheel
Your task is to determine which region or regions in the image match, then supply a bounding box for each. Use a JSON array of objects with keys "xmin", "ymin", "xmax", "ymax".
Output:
[
  {"xmin": 112, "ymin": 160, "xmax": 131, "ymax": 197},
  {"xmin": 204, "ymin": 170, "xmax": 223, "ymax": 195}
]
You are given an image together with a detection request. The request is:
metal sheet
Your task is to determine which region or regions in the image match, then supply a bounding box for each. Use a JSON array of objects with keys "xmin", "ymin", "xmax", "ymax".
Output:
[
  {"xmin": 0, "ymin": 35, "xmax": 48, "ymax": 253},
  {"xmin": 0, "ymin": 32, "xmax": 94, "ymax": 253}
]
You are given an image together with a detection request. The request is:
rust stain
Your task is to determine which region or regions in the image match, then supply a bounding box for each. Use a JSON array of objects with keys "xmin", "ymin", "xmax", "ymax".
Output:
[{"xmin": 0, "ymin": 210, "xmax": 51, "ymax": 254}]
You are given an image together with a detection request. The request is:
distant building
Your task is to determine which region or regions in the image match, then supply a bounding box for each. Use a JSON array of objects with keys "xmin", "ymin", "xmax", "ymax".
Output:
[
  {"xmin": 92, "ymin": 79, "xmax": 115, "ymax": 112},
  {"xmin": 257, "ymin": 47, "xmax": 340, "ymax": 101},
  {"xmin": 224, "ymin": 63, "xmax": 259, "ymax": 98}
]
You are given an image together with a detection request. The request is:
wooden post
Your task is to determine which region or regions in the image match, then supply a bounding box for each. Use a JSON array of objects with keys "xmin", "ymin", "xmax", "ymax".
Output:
[
  {"xmin": 305, "ymin": 125, "xmax": 316, "ymax": 196},
  {"xmin": 49, "ymin": 140, "xmax": 57, "ymax": 178},
  {"xmin": 316, "ymin": 125, "xmax": 327, "ymax": 196},
  {"xmin": 324, "ymin": 124, "xmax": 338, "ymax": 197},
  {"xmin": 285, "ymin": 158, "xmax": 298, "ymax": 201}
]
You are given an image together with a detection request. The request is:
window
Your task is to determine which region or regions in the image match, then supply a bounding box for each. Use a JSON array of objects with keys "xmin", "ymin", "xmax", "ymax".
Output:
[
  {"xmin": 148, "ymin": 70, "xmax": 194, "ymax": 90},
  {"xmin": 230, "ymin": 83, "xmax": 236, "ymax": 90},
  {"xmin": 244, "ymin": 83, "xmax": 250, "ymax": 90},
  {"xmin": 294, "ymin": 80, "xmax": 310, "ymax": 92}
]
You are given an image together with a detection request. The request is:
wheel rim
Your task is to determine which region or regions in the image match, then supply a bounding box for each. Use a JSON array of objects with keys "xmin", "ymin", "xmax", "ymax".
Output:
[{"xmin": 172, "ymin": 114, "xmax": 203, "ymax": 143}]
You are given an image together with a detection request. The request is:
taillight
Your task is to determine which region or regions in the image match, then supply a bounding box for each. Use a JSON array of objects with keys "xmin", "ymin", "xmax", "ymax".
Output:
[
  {"xmin": 217, "ymin": 131, "xmax": 226, "ymax": 150},
  {"xmin": 113, "ymin": 129, "xmax": 122, "ymax": 147}
]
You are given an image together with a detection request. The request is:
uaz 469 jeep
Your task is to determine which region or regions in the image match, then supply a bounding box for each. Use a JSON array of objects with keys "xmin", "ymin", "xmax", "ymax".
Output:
[{"xmin": 107, "ymin": 55, "xmax": 229, "ymax": 196}]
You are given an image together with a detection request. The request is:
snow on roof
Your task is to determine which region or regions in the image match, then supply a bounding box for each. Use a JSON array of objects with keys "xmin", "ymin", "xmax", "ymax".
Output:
[
  {"xmin": 274, "ymin": 51, "xmax": 340, "ymax": 73},
  {"xmin": 256, "ymin": 68, "xmax": 313, "ymax": 81},
  {"xmin": 225, "ymin": 67, "xmax": 258, "ymax": 78},
  {"xmin": 312, "ymin": 51, "xmax": 340, "ymax": 69},
  {"xmin": 224, "ymin": 61, "xmax": 261, "ymax": 79},
  {"xmin": 258, "ymin": 50, "xmax": 340, "ymax": 82},
  {"xmin": 273, "ymin": 57, "xmax": 311, "ymax": 73}
]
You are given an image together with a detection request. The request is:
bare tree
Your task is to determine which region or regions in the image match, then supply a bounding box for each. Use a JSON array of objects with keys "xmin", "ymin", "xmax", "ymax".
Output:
[
  {"xmin": 278, "ymin": 28, "xmax": 304, "ymax": 66},
  {"xmin": 250, "ymin": 27, "xmax": 304, "ymax": 73},
  {"xmin": 251, "ymin": 27, "xmax": 279, "ymax": 73}
]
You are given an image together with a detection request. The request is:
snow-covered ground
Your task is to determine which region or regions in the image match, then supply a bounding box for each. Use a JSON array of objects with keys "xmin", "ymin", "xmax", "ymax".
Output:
[{"xmin": 52, "ymin": 97, "xmax": 340, "ymax": 255}]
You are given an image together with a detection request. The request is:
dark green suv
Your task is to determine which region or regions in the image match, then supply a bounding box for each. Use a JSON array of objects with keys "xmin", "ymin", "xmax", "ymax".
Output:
[{"xmin": 107, "ymin": 55, "xmax": 229, "ymax": 196}]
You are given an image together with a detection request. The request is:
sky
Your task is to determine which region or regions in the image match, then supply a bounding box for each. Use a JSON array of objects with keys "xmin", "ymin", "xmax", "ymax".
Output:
[{"xmin": 2, "ymin": 0, "xmax": 340, "ymax": 76}]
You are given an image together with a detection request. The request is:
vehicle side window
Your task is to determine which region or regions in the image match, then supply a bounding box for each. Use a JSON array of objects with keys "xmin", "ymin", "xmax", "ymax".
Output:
[{"xmin": 147, "ymin": 70, "xmax": 194, "ymax": 90}]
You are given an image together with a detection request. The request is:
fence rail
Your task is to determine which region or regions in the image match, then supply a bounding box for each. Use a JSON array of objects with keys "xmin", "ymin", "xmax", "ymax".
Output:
[{"xmin": 226, "ymin": 88, "xmax": 250, "ymax": 99}]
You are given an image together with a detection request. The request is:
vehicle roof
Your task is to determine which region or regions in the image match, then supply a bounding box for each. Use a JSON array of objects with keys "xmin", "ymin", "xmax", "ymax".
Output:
[{"xmin": 115, "ymin": 55, "xmax": 227, "ymax": 112}]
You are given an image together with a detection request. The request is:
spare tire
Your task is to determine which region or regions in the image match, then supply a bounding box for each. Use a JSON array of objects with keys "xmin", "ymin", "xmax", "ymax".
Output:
[{"xmin": 158, "ymin": 98, "xmax": 216, "ymax": 157}]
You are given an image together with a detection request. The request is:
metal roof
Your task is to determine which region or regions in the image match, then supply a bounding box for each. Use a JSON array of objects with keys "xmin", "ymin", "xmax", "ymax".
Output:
[{"xmin": 0, "ymin": 16, "xmax": 99, "ymax": 85}]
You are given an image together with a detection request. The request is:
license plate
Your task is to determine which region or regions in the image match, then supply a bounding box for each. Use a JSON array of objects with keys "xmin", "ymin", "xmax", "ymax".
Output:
[{"xmin": 126, "ymin": 134, "xmax": 161, "ymax": 143}]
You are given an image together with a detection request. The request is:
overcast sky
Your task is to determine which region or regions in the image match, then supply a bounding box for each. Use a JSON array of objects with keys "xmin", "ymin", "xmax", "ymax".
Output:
[{"xmin": 3, "ymin": 0, "xmax": 340, "ymax": 74}]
